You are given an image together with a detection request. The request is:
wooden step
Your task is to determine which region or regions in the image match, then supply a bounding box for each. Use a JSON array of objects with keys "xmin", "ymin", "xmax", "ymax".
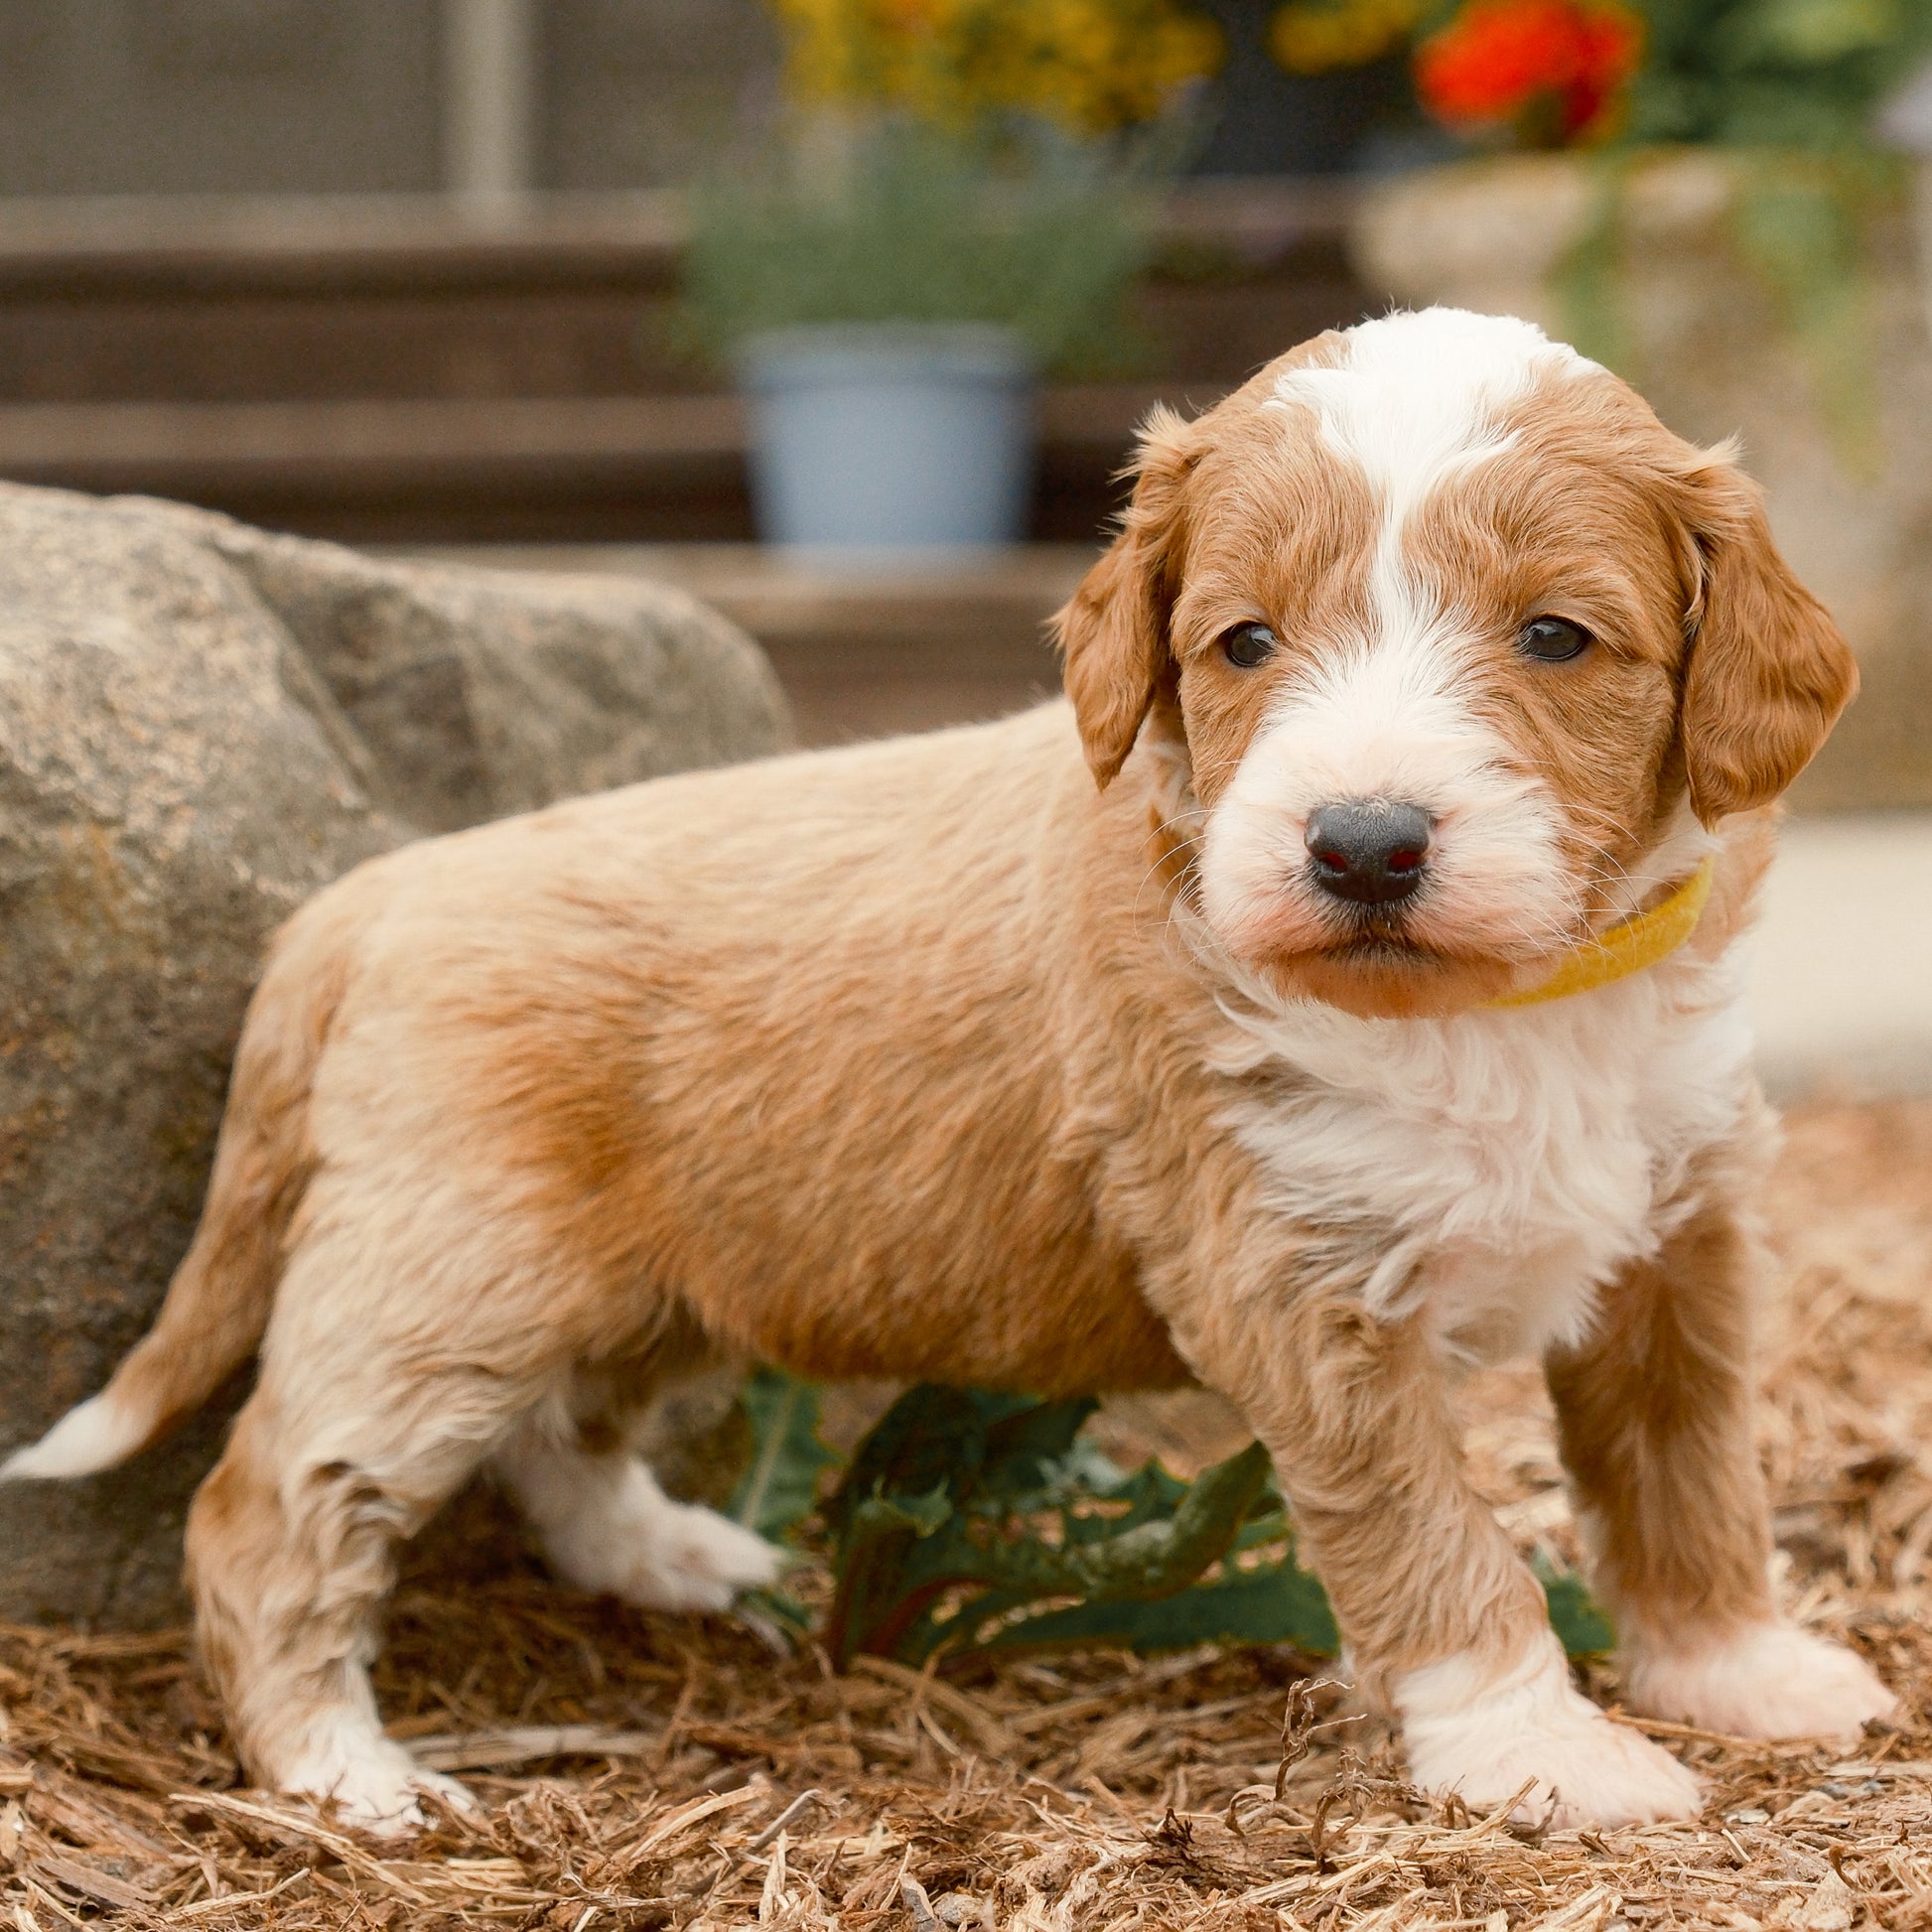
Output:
[
  {"xmin": 0, "ymin": 183, "xmax": 1376, "ymax": 541},
  {"xmin": 0, "ymin": 386, "xmax": 1174, "ymax": 545}
]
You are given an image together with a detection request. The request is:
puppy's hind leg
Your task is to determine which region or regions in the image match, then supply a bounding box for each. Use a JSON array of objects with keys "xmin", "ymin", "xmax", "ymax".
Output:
[
  {"xmin": 494, "ymin": 1398, "xmax": 780, "ymax": 1612},
  {"xmin": 186, "ymin": 1274, "xmax": 556, "ymax": 1831}
]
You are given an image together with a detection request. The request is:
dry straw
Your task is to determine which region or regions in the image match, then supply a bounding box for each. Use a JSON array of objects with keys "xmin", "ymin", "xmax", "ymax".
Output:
[{"xmin": 3, "ymin": 1100, "xmax": 1931, "ymax": 1928}]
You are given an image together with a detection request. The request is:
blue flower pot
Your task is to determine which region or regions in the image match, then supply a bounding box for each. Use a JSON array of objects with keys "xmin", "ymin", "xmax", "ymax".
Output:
[{"xmin": 739, "ymin": 324, "xmax": 1036, "ymax": 547}]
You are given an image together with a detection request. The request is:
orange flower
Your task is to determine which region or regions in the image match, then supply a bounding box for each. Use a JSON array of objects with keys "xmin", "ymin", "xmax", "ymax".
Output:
[{"xmin": 1415, "ymin": 0, "xmax": 1643, "ymax": 144}]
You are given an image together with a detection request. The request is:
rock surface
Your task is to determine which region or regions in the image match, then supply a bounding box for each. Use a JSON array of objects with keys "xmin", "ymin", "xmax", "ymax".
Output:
[{"xmin": 0, "ymin": 483, "xmax": 789, "ymax": 1625}]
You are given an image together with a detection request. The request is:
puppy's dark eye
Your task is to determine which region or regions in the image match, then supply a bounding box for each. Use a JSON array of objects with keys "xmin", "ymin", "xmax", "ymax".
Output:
[
  {"xmin": 1220, "ymin": 622, "xmax": 1278, "ymax": 670},
  {"xmin": 1518, "ymin": 616, "xmax": 1591, "ymax": 663}
]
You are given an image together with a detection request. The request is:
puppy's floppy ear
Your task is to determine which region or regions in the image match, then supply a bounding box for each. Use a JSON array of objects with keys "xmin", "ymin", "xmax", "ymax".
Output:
[
  {"xmin": 1051, "ymin": 405, "xmax": 1198, "ymax": 789},
  {"xmin": 1674, "ymin": 446, "xmax": 1858, "ymax": 824}
]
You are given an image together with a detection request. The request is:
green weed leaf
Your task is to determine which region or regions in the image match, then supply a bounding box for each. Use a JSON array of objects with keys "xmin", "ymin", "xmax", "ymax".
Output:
[
  {"xmin": 738, "ymin": 1372, "xmax": 1616, "ymax": 1673},
  {"xmin": 1539, "ymin": 1563, "xmax": 1617, "ymax": 1657},
  {"xmin": 731, "ymin": 1368, "xmax": 838, "ymax": 1543}
]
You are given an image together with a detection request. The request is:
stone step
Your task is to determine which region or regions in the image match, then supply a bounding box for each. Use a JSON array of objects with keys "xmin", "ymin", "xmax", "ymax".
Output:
[
  {"xmin": 0, "ymin": 185, "xmax": 1359, "ymax": 400},
  {"xmin": 401, "ymin": 542, "xmax": 1091, "ymax": 746}
]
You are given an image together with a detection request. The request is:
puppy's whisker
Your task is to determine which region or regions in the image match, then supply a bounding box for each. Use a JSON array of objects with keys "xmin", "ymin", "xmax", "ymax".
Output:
[{"xmin": 1135, "ymin": 834, "xmax": 1207, "ymax": 913}]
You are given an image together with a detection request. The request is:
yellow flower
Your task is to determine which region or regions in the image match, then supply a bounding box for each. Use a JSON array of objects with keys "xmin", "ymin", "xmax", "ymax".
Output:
[
  {"xmin": 1268, "ymin": 0, "xmax": 1424, "ymax": 74},
  {"xmin": 768, "ymin": 0, "xmax": 1222, "ymax": 131}
]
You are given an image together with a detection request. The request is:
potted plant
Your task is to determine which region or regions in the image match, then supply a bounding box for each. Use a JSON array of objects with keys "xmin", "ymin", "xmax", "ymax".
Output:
[
  {"xmin": 676, "ymin": 0, "xmax": 1220, "ymax": 549},
  {"xmin": 1267, "ymin": 0, "xmax": 1932, "ymax": 808},
  {"xmin": 680, "ymin": 123, "xmax": 1164, "ymax": 547}
]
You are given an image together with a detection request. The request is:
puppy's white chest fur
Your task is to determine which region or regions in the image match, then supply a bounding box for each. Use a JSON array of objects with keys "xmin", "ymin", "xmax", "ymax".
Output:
[{"xmin": 1213, "ymin": 954, "xmax": 1756, "ymax": 1361}]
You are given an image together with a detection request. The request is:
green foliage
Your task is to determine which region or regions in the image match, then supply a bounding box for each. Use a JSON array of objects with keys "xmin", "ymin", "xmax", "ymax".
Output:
[
  {"xmin": 1623, "ymin": 0, "xmax": 1932, "ymax": 151},
  {"xmin": 728, "ymin": 1369, "xmax": 839, "ymax": 1638},
  {"xmin": 732, "ymin": 1366, "xmax": 840, "ymax": 1543},
  {"xmin": 1540, "ymin": 1560, "xmax": 1618, "ymax": 1655},
  {"xmin": 1547, "ymin": 152, "xmax": 1642, "ymax": 372},
  {"xmin": 820, "ymin": 1388, "xmax": 1329, "ymax": 1667},
  {"xmin": 1725, "ymin": 147, "xmax": 1889, "ymax": 463},
  {"xmin": 735, "ymin": 1372, "xmax": 1615, "ymax": 1671},
  {"xmin": 677, "ymin": 118, "xmax": 1165, "ymax": 375}
]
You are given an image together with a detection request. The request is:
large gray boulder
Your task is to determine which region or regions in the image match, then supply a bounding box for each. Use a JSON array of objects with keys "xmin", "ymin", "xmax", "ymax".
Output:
[{"xmin": 0, "ymin": 483, "xmax": 789, "ymax": 1626}]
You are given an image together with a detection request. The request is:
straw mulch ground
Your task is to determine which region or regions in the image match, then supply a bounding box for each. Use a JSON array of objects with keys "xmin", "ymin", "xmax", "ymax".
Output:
[{"xmin": 5, "ymin": 1099, "xmax": 1932, "ymax": 1930}]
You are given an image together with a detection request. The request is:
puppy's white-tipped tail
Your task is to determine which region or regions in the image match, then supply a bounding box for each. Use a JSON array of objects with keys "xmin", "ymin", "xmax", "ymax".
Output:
[
  {"xmin": 1, "ymin": 1392, "xmax": 150, "ymax": 1481},
  {"xmin": 0, "ymin": 882, "xmax": 364, "ymax": 1486}
]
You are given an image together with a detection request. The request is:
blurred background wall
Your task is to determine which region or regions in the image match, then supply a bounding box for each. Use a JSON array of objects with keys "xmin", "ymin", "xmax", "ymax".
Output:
[
  {"xmin": 0, "ymin": 0, "xmax": 1424, "ymax": 201},
  {"xmin": 0, "ymin": 2, "xmax": 442, "ymax": 198},
  {"xmin": 0, "ymin": 1, "xmax": 787, "ymax": 200}
]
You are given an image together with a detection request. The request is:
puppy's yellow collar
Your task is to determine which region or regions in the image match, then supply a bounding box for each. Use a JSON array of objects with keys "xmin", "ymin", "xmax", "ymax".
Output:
[{"xmin": 1480, "ymin": 858, "xmax": 1717, "ymax": 1010}]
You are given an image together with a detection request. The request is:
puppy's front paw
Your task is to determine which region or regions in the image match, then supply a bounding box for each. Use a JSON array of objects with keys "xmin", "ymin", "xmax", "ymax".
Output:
[
  {"xmin": 624, "ymin": 1500, "xmax": 782, "ymax": 1613},
  {"xmin": 1625, "ymin": 1621, "xmax": 1898, "ymax": 1741},
  {"xmin": 279, "ymin": 1725, "xmax": 480, "ymax": 1838},
  {"xmin": 1398, "ymin": 1633, "xmax": 1702, "ymax": 1829}
]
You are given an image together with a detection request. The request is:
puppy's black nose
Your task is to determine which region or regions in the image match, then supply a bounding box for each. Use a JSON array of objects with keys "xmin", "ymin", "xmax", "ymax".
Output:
[{"xmin": 1306, "ymin": 801, "xmax": 1433, "ymax": 905}]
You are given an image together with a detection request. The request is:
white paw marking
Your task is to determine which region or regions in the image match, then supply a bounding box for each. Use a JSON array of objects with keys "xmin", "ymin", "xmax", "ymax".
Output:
[
  {"xmin": 1398, "ymin": 1632, "xmax": 1703, "ymax": 1829},
  {"xmin": 620, "ymin": 1500, "xmax": 782, "ymax": 1613},
  {"xmin": 506, "ymin": 1444, "xmax": 782, "ymax": 1614},
  {"xmin": 278, "ymin": 1724, "xmax": 480, "ymax": 1838},
  {"xmin": 1625, "ymin": 1621, "xmax": 1898, "ymax": 1741}
]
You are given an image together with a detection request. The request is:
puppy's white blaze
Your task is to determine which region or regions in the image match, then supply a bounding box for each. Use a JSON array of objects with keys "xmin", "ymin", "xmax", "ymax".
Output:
[
  {"xmin": 1270, "ymin": 307, "xmax": 1589, "ymax": 533},
  {"xmin": 0, "ymin": 1392, "xmax": 147, "ymax": 1481},
  {"xmin": 1625, "ymin": 1620, "xmax": 1899, "ymax": 1741},
  {"xmin": 1269, "ymin": 309, "xmax": 1585, "ymax": 579},
  {"xmin": 1398, "ymin": 1631, "xmax": 1703, "ymax": 1828}
]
